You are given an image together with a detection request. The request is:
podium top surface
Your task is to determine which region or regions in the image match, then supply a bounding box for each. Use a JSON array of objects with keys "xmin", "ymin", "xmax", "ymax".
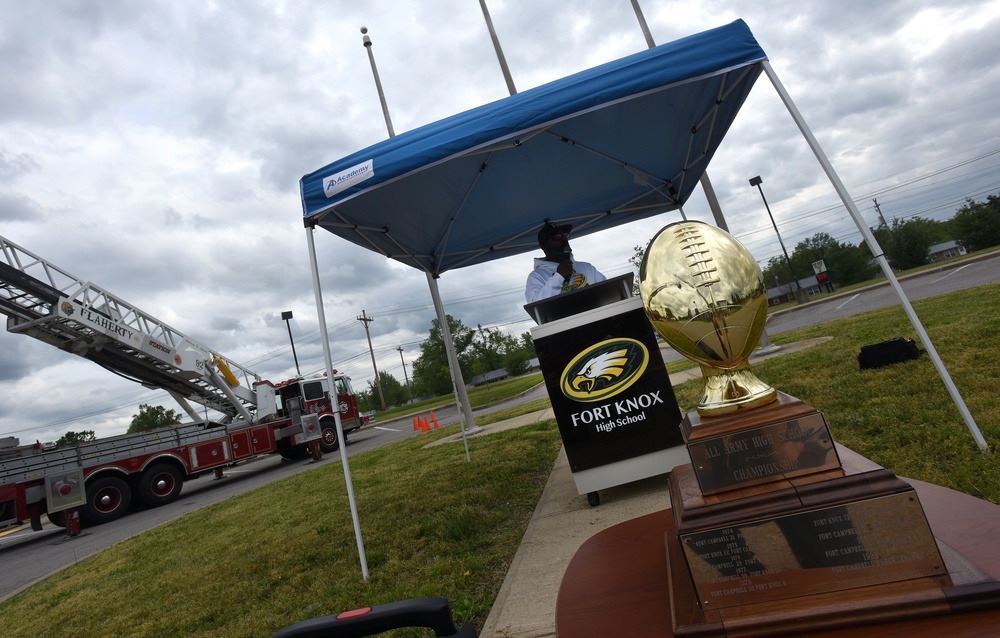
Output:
[{"xmin": 524, "ymin": 272, "xmax": 634, "ymax": 325}]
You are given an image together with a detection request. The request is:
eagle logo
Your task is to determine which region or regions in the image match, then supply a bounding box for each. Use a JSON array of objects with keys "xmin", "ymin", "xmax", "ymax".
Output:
[
  {"xmin": 571, "ymin": 349, "xmax": 629, "ymax": 394},
  {"xmin": 560, "ymin": 338, "xmax": 649, "ymax": 402}
]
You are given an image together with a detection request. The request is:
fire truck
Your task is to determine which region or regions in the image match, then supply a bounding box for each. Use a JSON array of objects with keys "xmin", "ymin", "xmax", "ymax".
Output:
[{"xmin": 0, "ymin": 234, "xmax": 365, "ymax": 531}]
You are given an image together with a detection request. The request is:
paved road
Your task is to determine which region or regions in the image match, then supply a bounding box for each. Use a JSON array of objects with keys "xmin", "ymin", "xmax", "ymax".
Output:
[
  {"xmin": 766, "ymin": 252, "xmax": 999, "ymax": 335},
  {"xmin": 0, "ymin": 423, "xmax": 415, "ymax": 601},
  {"xmin": 3, "ymin": 253, "xmax": 995, "ymax": 601}
]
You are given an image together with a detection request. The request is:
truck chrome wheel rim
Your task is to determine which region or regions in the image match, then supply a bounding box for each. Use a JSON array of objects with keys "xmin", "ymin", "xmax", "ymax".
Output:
[
  {"xmin": 152, "ymin": 474, "xmax": 174, "ymax": 496},
  {"xmin": 95, "ymin": 488, "xmax": 121, "ymax": 512}
]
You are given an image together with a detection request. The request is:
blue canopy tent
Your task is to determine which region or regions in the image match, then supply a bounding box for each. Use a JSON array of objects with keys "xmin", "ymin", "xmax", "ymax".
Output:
[
  {"xmin": 300, "ymin": 20, "xmax": 765, "ymax": 276},
  {"xmin": 299, "ymin": 17, "xmax": 985, "ymax": 579}
]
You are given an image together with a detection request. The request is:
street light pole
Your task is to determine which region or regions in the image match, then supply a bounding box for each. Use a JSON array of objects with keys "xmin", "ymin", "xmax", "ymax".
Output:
[
  {"xmin": 280, "ymin": 310, "xmax": 301, "ymax": 376},
  {"xmin": 357, "ymin": 310, "xmax": 387, "ymax": 411},
  {"xmin": 749, "ymin": 176, "xmax": 805, "ymax": 303},
  {"xmin": 397, "ymin": 346, "xmax": 412, "ymax": 403}
]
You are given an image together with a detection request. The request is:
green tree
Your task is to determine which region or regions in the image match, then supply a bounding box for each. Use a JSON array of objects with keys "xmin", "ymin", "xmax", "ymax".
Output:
[
  {"xmin": 54, "ymin": 430, "xmax": 96, "ymax": 448},
  {"xmin": 469, "ymin": 325, "xmax": 520, "ymax": 375},
  {"xmin": 501, "ymin": 331, "xmax": 535, "ymax": 377},
  {"xmin": 366, "ymin": 371, "xmax": 408, "ymax": 408},
  {"xmin": 824, "ymin": 241, "xmax": 878, "ymax": 286},
  {"xmin": 355, "ymin": 386, "xmax": 377, "ymax": 413},
  {"xmin": 503, "ymin": 348, "xmax": 531, "ymax": 376},
  {"xmin": 411, "ymin": 315, "xmax": 476, "ymax": 397},
  {"xmin": 785, "ymin": 232, "xmax": 877, "ymax": 288},
  {"xmin": 789, "ymin": 232, "xmax": 838, "ymax": 273},
  {"xmin": 951, "ymin": 194, "xmax": 1000, "ymax": 252},
  {"xmin": 128, "ymin": 404, "xmax": 181, "ymax": 433},
  {"xmin": 761, "ymin": 255, "xmax": 795, "ymax": 289},
  {"xmin": 881, "ymin": 217, "xmax": 948, "ymax": 270}
]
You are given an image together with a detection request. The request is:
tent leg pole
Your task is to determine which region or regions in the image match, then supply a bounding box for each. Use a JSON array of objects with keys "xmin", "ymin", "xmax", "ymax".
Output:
[
  {"xmin": 426, "ymin": 272, "xmax": 477, "ymax": 462},
  {"xmin": 762, "ymin": 60, "xmax": 988, "ymax": 453},
  {"xmin": 306, "ymin": 226, "xmax": 371, "ymax": 577}
]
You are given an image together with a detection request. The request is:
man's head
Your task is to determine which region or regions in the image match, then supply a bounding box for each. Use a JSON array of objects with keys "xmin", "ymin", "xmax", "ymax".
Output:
[{"xmin": 538, "ymin": 221, "xmax": 572, "ymax": 261}]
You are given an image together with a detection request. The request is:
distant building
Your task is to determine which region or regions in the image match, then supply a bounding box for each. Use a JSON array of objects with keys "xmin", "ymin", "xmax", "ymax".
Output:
[
  {"xmin": 766, "ymin": 274, "xmax": 832, "ymax": 306},
  {"xmin": 469, "ymin": 369, "xmax": 509, "ymax": 387},
  {"xmin": 927, "ymin": 240, "xmax": 966, "ymax": 263}
]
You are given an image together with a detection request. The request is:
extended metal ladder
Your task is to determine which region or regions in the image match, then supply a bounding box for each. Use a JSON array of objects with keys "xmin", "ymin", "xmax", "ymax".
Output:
[{"xmin": 0, "ymin": 235, "xmax": 261, "ymax": 421}]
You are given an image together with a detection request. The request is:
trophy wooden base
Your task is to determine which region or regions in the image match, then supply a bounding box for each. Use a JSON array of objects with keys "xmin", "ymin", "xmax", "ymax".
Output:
[
  {"xmin": 666, "ymin": 444, "xmax": 1000, "ymax": 637},
  {"xmin": 680, "ymin": 392, "xmax": 841, "ymax": 496}
]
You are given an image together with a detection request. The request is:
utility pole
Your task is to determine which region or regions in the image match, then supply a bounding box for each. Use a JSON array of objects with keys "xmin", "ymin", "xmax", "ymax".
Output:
[
  {"xmin": 873, "ymin": 198, "xmax": 887, "ymax": 227},
  {"xmin": 397, "ymin": 346, "xmax": 412, "ymax": 403},
  {"xmin": 357, "ymin": 310, "xmax": 386, "ymax": 411}
]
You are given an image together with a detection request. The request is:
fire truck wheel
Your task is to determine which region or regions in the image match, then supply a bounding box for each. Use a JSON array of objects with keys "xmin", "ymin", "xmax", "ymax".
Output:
[
  {"xmin": 320, "ymin": 420, "xmax": 340, "ymax": 453},
  {"xmin": 279, "ymin": 445, "xmax": 310, "ymax": 460},
  {"xmin": 82, "ymin": 476, "xmax": 132, "ymax": 526},
  {"xmin": 138, "ymin": 463, "xmax": 183, "ymax": 507},
  {"xmin": 47, "ymin": 510, "xmax": 67, "ymax": 528}
]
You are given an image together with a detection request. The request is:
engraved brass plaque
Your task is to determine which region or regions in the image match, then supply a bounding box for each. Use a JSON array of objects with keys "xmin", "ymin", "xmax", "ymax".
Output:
[
  {"xmin": 687, "ymin": 412, "xmax": 838, "ymax": 494},
  {"xmin": 680, "ymin": 493, "xmax": 945, "ymax": 608}
]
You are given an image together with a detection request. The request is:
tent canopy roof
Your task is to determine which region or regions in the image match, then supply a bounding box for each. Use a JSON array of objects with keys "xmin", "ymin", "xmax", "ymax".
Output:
[{"xmin": 300, "ymin": 19, "xmax": 766, "ymax": 277}]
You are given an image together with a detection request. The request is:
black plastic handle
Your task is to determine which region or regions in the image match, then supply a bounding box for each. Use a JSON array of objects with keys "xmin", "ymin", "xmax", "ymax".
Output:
[{"xmin": 271, "ymin": 596, "xmax": 477, "ymax": 638}]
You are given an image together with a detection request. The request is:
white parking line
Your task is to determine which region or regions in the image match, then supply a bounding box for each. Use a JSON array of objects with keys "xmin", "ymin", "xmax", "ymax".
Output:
[
  {"xmin": 931, "ymin": 264, "xmax": 970, "ymax": 283},
  {"xmin": 835, "ymin": 294, "xmax": 860, "ymax": 310},
  {"xmin": 374, "ymin": 426, "xmax": 400, "ymax": 432}
]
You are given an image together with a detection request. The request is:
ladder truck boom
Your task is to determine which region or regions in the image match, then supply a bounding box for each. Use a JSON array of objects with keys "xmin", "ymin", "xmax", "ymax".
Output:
[{"xmin": 0, "ymin": 234, "xmax": 263, "ymax": 420}]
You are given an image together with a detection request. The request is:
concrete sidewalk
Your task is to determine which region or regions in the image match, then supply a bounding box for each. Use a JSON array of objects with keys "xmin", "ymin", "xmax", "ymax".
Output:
[{"xmin": 455, "ymin": 338, "xmax": 830, "ymax": 637}]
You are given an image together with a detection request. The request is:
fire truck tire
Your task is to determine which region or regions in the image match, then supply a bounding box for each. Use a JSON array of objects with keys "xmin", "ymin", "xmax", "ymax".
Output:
[
  {"xmin": 82, "ymin": 476, "xmax": 132, "ymax": 526},
  {"xmin": 319, "ymin": 419, "xmax": 340, "ymax": 453},
  {"xmin": 47, "ymin": 510, "xmax": 67, "ymax": 528},
  {"xmin": 279, "ymin": 446, "xmax": 310, "ymax": 460},
  {"xmin": 138, "ymin": 463, "xmax": 183, "ymax": 507}
]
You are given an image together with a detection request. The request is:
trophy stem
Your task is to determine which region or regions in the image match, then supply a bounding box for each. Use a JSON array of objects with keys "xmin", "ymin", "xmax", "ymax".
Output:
[{"xmin": 696, "ymin": 363, "xmax": 777, "ymax": 416}]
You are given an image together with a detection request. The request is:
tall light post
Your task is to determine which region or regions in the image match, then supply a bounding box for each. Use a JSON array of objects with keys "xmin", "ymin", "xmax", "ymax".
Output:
[
  {"xmin": 397, "ymin": 346, "xmax": 412, "ymax": 404},
  {"xmin": 280, "ymin": 310, "xmax": 301, "ymax": 376},
  {"xmin": 749, "ymin": 176, "xmax": 806, "ymax": 303},
  {"xmin": 357, "ymin": 310, "xmax": 387, "ymax": 411}
]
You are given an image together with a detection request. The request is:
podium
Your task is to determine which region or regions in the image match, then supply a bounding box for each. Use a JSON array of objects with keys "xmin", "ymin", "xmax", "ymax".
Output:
[{"xmin": 528, "ymin": 275, "xmax": 688, "ymax": 504}]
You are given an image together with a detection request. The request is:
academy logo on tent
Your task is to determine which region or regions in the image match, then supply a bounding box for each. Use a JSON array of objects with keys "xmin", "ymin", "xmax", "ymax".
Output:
[
  {"xmin": 560, "ymin": 338, "xmax": 649, "ymax": 402},
  {"xmin": 323, "ymin": 159, "xmax": 374, "ymax": 198}
]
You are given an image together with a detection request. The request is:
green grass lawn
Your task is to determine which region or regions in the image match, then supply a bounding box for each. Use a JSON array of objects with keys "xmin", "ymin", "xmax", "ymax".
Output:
[{"xmin": 2, "ymin": 284, "xmax": 997, "ymax": 637}]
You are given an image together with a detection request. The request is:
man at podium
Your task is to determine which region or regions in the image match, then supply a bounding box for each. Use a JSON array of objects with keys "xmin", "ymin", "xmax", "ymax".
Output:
[{"xmin": 525, "ymin": 221, "xmax": 606, "ymax": 303}]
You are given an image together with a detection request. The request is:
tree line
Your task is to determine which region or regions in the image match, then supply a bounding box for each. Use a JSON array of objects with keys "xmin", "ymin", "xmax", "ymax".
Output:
[
  {"xmin": 355, "ymin": 318, "xmax": 536, "ymax": 412},
  {"xmin": 760, "ymin": 193, "xmax": 999, "ymax": 289}
]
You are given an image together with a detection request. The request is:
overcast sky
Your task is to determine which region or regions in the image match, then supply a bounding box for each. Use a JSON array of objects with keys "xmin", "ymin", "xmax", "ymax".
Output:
[{"xmin": 2, "ymin": 0, "xmax": 999, "ymax": 443}]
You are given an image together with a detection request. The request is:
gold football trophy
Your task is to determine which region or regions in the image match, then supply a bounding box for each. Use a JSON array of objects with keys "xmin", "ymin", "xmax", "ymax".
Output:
[
  {"xmin": 637, "ymin": 221, "xmax": 953, "ymax": 635},
  {"xmin": 639, "ymin": 220, "xmax": 775, "ymax": 416}
]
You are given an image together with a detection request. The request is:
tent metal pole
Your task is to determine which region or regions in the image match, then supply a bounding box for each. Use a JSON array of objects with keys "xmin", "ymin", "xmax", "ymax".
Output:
[
  {"xmin": 306, "ymin": 225, "xmax": 371, "ymax": 577},
  {"xmin": 479, "ymin": 0, "xmax": 516, "ymax": 95},
  {"xmin": 629, "ymin": 0, "xmax": 728, "ymax": 231},
  {"xmin": 761, "ymin": 59, "xmax": 988, "ymax": 453},
  {"xmin": 426, "ymin": 272, "xmax": 476, "ymax": 462},
  {"xmin": 360, "ymin": 27, "xmax": 477, "ymax": 459}
]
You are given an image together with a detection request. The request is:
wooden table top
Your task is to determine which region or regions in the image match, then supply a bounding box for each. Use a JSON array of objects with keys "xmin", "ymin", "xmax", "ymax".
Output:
[{"xmin": 555, "ymin": 477, "xmax": 1000, "ymax": 637}]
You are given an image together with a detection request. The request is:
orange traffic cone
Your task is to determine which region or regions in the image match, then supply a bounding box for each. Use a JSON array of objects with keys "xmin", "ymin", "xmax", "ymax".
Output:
[
  {"xmin": 430, "ymin": 411, "xmax": 440, "ymax": 429},
  {"xmin": 413, "ymin": 416, "xmax": 419, "ymax": 431},
  {"xmin": 421, "ymin": 416, "xmax": 430, "ymax": 433}
]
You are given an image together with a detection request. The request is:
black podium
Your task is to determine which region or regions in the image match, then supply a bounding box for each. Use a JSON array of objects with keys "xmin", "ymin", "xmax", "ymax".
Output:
[{"xmin": 528, "ymin": 275, "xmax": 687, "ymax": 503}]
